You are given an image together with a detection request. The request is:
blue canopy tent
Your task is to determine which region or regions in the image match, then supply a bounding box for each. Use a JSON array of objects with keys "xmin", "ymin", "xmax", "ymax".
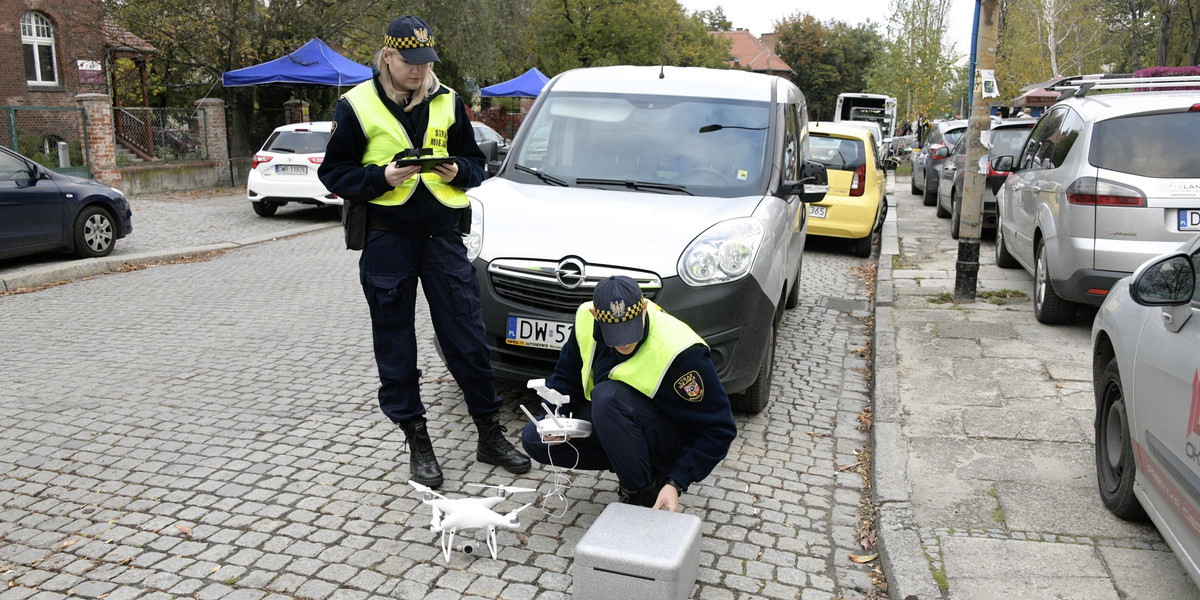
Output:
[
  {"xmin": 479, "ymin": 68, "xmax": 550, "ymax": 98},
  {"xmin": 221, "ymin": 38, "xmax": 371, "ymax": 88}
]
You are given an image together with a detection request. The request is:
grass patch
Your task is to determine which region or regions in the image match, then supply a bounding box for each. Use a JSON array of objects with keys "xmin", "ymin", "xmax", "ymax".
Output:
[
  {"xmin": 978, "ymin": 289, "xmax": 1028, "ymax": 305},
  {"xmin": 987, "ymin": 484, "xmax": 1007, "ymax": 525},
  {"xmin": 927, "ymin": 292, "xmax": 953, "ymax": 304}
]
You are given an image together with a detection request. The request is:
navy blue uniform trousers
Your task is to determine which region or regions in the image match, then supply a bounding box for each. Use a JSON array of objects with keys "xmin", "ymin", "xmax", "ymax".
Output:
[
  {"xmin": 359, "ymin": 229, "xmax": 500, "ymax": 424},
  {"xmin": 520, "ymin": 379, "xmax": 682, "ymax": 492}
]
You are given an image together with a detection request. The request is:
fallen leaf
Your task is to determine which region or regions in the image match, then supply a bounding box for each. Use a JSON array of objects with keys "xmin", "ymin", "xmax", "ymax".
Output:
[
  {"xmin": 175, "ymin": 524, "xmax": 193, "ymax": 537},
  {"xmin": 209, "ymin": 566, "xmax": 220, "ymax": 574},
  {"xmin": 59, "ymin": 539, "xmax": 78, "ymax": 548},
  {"xmin": 516, "ymin": 533, "xmax": 529, "ymax": 544},
  {"xmin": 849, "ymin": 552, "xmax": 878, "ymax": 563}
]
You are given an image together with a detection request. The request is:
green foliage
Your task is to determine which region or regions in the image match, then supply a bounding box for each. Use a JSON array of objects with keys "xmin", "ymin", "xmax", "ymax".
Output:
[
  {"xmin": 17, "ymin": 134, "xmax": 83, "ymax": 169},
  {"xmin": 865, "ymin": 0, "xmax": 961, "ymax": 122},
  {"xmin": 530, "ymin": 0, "xmax": 730, "ymax": 73},
  {"xmin": 774, "ymin": 13, "xmax": 885, "ymax": 121},
  {"xmin": 695, "ymin": 6, "xmax": 733, "ymax": 31}
]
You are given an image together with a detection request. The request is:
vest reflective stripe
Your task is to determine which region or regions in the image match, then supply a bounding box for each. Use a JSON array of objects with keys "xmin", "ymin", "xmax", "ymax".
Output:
[
  {"xmin": 341, "ymin": 81, "xmax": 468, "ymax": 208},
  {"xmin": 575, "ymin": 300, "xmax": 706, "ymax": 400}
]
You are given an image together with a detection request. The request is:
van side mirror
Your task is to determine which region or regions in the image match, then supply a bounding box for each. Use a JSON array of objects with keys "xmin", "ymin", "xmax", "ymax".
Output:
[{"xmin": 781, "ymin": 159, "xmax": 827, "ymax": 202}]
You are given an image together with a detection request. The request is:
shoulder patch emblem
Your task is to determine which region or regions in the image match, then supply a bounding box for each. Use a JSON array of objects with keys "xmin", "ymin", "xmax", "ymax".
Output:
[{"xmin": 673, "ymin": 370, "xmax": 704, "ymax": 402}]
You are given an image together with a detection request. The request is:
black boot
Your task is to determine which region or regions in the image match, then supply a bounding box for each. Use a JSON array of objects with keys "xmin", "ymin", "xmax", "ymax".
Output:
[
  {"xmin": 399, "ymin": 417, "xmax": 443, "ymax": 488},
  {"xmin": 473, "ymin": 413, "xmax": 532, "ymax": 474}
]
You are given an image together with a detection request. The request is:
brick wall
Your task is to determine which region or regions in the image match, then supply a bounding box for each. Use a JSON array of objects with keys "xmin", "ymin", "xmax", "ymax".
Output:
[{"xmin": 1, "ymin": 0, "xmax": 109, "ymax": 108}]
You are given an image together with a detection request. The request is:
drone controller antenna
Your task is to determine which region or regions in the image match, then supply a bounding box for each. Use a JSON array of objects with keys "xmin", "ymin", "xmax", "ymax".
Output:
[{"xmin": 527, "ymin": 378, "xmax": 569, "ymax": 407}]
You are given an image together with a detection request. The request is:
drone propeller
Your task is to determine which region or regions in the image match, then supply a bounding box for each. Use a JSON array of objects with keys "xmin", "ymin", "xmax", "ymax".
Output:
[
  {"xmin": 504, "ymin": 502, "xmax": 535, "ymax": 521},
  {"xmin": 465, "ymin": 483, "xmax": 538, "ymax": 497}
]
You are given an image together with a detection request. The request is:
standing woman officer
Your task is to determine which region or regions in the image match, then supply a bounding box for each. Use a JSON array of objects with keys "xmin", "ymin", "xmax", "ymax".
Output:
[{"xmin": 319, "ymin": 15, "xmax": 530, "ymax": 488}]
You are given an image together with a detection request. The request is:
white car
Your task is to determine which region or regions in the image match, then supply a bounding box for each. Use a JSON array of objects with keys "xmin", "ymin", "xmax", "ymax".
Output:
[
  {"xmin": 465, "ymin": 65, "xmax": 828, "ymax": 414},
  {"xmin": 246, "ymin": 121, "xmax": 339, "ymax": 217},
  {"xmin": 1092, "ymin": 232, "xmax": 1200, "ymax": 588}
]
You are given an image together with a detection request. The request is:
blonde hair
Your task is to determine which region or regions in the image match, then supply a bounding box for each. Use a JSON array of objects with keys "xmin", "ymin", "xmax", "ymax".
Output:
[{"xmin": 374, "ymin": 47, "xmax": 441, "ymax": 112}]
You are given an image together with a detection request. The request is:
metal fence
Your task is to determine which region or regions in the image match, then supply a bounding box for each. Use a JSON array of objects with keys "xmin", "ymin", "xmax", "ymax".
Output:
[
  {"xmin": 0, "ymin": 105, "xmax": 90, "ymax": 177},
  {"xmin": 113, "ymin": 106, "xmax": 206, "ymax": 164}
]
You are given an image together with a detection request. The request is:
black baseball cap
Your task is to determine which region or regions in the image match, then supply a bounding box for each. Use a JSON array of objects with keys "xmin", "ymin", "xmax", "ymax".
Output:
[
  {"xmin": 592, "ymin": 276, "xmax": 646, "ymax": 347},
  {"xmin": 384, "ymin": 16, "xmax": 440, "ymax": 64}
]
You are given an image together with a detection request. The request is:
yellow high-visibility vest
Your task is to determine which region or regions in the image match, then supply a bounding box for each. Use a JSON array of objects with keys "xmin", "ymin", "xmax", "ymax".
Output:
[
  {"xmin": 575, "ymin": 300, "xmax": 707, "ymax": 400},
  {"xmin": 342, "ymin": 81, "xmax": 468, "ymax": 208}
]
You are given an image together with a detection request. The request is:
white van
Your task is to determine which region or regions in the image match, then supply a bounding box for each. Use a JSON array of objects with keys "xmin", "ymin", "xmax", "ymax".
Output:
[{"xmin": 463, "ymin": 66, "xmax": 829, "ymax": 413}]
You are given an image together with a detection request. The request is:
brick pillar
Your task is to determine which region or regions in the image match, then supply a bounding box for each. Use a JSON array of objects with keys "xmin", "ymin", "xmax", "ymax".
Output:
[
  {"xmin": 283, "ymin": 99, "xmax": 310, "ymax": 124},
  {"xmin": 74, "ymin": 93, "xmax": 121, "ymax": 188},
  {"xmin": 195, "ymin": 98, "xmax": 231, "ymax": 185}
]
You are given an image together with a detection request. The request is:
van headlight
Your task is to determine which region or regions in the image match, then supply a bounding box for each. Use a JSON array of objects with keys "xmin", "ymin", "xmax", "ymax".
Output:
[
  {"xmin": 678, "ymin": 218, "xmax": 763, "ymax": 286},
  {"xmin": 464, "ymin": 199, "xmax": 483, "ymax": 261}
]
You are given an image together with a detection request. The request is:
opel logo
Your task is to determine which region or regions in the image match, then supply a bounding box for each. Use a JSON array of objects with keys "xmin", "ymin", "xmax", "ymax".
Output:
[{"xmin": 555, "ymin": 258, "xmax": 586, "ymax": 289}]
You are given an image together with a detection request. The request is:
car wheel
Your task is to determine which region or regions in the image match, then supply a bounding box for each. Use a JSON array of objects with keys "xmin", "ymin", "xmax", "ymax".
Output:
[
  {"xmin": 994, "ymin": 210, "xmax": 1019, "ymax": 268},
  {"xmin": 852, "ymin": 233, "xmax": 873, "ymax": 258},
  {"xmin": 732, "ymin": 320, "xmax": 774, "ymax": 414},
  {"xmin": 1095, "ymin": 358, "xmax": 1147, "ymax": 520},
  {"xmin": 922, "ymin": 175, "xmax": 937, "ymax": 207},
  {"xmin": 936, "ymin": 189, "xmax": 951, "ymax": 218},
  {"xmin": 252, "ymin": 201, "xmax": 278, "ymax": 217},
  {"xmin": 73, "ymin": 205, "xmax": 116, "ymax": 258},
  {"xmin": 910, "ymin": 169, "xmax": 920, "ymax": 195},
  {"xmin": 949, "ymin": 193, "xmax": 961, "ymax": 239},
  {"xmin": 1033, "ymin": 240, "xmax": 1076, "ymax": 324}
]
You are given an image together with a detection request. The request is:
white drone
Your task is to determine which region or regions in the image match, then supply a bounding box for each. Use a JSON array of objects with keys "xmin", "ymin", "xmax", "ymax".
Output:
[{"xmin": 408, "ymin": 480, "xmax": 536, "ymax": 560}]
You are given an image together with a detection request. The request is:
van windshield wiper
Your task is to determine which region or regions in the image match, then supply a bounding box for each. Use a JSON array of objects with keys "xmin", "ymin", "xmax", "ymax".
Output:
[
  {"xmin": 514, "ymin": 164, "xmax": 569, "ymax": 187},
  {"xmin": 575, "ymin": 178, "xmax": 694, "ymax": 196}
]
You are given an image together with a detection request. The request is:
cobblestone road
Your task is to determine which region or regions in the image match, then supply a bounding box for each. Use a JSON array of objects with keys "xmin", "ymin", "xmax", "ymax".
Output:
[{"xmin": 0, "ymin": 211, "xmax": 883, "ymax": 600}]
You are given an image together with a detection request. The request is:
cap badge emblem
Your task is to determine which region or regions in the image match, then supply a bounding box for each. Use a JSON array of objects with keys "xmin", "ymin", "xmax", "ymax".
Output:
[{"xmin": 609, "ymin": 299, "xmax": 626, "ymax": 320}]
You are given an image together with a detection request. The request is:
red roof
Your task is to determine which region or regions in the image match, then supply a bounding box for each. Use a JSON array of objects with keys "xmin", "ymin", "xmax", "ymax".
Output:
[
  {"xmin": 103, "ymin": 18, "xmax": 156, "ymax": 55},
  {"xmin": 710, "ymin": 30, "xmax": 793, "ymax": 76}
]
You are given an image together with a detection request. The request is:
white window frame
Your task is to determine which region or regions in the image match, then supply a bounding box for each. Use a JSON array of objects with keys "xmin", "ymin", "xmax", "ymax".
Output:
[{"xmin": 21, "ymin": 12, "xmax": 58, "ymax": 85}]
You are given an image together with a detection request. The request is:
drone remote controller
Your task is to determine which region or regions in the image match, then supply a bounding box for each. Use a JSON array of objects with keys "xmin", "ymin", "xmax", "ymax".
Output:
[{"xmin": 523, "ymin": 379, "xmax": 592, "ymax": 440}]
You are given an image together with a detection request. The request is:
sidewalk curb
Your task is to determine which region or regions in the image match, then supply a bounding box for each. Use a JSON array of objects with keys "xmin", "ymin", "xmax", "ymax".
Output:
[
  {"xmin": 873, "ymin": 191, "xmax": 943, "ymax": 600},
  {"xmin": 0, "ymin": 223, "xmax": 335, "ymax": 293}
]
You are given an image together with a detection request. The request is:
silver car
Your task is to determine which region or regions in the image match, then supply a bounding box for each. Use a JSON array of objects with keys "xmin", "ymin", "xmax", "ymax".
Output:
[
  {"xmin": 911, "ymin": 119, "xmax": 968, "ymax": 206},
  {"xmin": 464, "ymin": 65, "xmax": 828, "ymax": 413},
  {"xmin": 993, "ymin": 76, "xmax": 1200, "ymax": 324},
  {"xmin": 1091, "ymin": 232, "xmax": 1200, "ymax": 588}
]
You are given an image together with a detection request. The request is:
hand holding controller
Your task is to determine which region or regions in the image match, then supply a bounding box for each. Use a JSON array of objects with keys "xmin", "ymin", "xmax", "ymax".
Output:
[{"xmin": 523, "ymin": 379, "xmax": 592, "ymax": 442}]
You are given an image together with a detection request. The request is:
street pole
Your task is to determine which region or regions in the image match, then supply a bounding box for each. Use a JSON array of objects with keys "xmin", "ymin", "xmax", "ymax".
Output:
[{"xmin": 954, "ymin": 0, "xmax": 1002, "ymax": 303}]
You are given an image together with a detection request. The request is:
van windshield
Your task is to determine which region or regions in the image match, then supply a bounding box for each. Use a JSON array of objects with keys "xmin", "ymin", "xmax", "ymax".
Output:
[{"xmin": 509, "ymin": 92, "xmax": 771, "ymax": 197}]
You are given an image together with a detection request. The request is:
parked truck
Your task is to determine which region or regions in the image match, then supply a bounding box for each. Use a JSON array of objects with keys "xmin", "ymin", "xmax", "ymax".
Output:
[{"xmin": 833, "ymin": 93, "xmax": 898, "ymax": 140}]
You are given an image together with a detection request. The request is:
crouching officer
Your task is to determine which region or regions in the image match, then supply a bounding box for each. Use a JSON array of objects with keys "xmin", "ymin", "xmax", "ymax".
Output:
[
  {"xmin": 520, "ymin": 276, "xmax": 737, "ymax": 511},
  {"xmin": 318, "ymin": 15, "xmax": 529, "ymax": 488}
]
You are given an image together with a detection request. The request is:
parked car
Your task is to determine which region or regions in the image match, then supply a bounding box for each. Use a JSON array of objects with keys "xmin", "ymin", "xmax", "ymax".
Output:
[
  {"xmin": 0, "ymin": 145, "xmax": 132, "ymax": 261},
  {"xmin": 1091, "ymin": 232, "xmax": 1200, "ymax": 589},
  {"xmin": 471, "ymin": 120, "xmax": 511, "ymax": 176},
  {"xmin": 246, "ymin": 121, "xmax": 338, "ymax": 217},
  {"xmin": 839, "ymin": 120, "xmax": 884, "ymax": 156},
  {"xmin": 465, "ymin": 65, "xmax": 828, "ymax": 413},
  {"xmin": 911, "ymin": 119, "xmax": 968, "ymax": 206},
  {"xmin": 935, "ymin": 117, "xmax": 1035, "ymax": 239},
  {"xmin": 806, "ymin": 121, "xmax": 894, "ymax": 257},
  {"xmin": 992, "ymin": 75, "xmax": 1200, "ymax": 324}
]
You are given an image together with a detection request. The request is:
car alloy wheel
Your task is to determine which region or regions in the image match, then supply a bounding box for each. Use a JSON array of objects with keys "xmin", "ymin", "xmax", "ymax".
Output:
[
  {"xmin": 1033, "ymin": 241, "xmax": 1075, "ymax": 324},
  {"xmin": 994, "ymin": 210, "xmax": 1019, "ymax": 268},
  {"xmin": 74, "ymin": 206, "xmax": 116, "ymax": 258}
]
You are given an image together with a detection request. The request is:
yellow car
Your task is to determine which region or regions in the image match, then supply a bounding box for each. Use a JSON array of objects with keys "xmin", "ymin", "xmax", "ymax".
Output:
[{"xmin": 806, "ymin": 122, "xmax": 894, "ymax": 257}]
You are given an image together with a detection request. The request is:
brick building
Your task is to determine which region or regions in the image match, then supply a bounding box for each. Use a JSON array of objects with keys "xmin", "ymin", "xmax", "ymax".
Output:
[
  {"xmin": 709, "ymin": 29, "xmax": 794, "ymax": 78},
  {"xmin": 0, "ymin": 0, "xmax": 112, "ymax": 107}
]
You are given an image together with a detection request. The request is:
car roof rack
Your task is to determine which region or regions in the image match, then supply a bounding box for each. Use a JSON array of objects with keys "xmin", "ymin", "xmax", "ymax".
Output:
[{"xmin": 1042, "ymin": 74, "xmax": 1200, "ymax": 100}]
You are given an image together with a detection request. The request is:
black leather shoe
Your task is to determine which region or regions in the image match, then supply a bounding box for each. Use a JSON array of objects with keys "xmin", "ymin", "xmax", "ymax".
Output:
[
  {"xmin": 399, "ymin": 417, "xmax": 443, "ymax": 488},
  {"xmin": 473, "ymin": 413, "xmax": 532, "ymax": 474}
]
